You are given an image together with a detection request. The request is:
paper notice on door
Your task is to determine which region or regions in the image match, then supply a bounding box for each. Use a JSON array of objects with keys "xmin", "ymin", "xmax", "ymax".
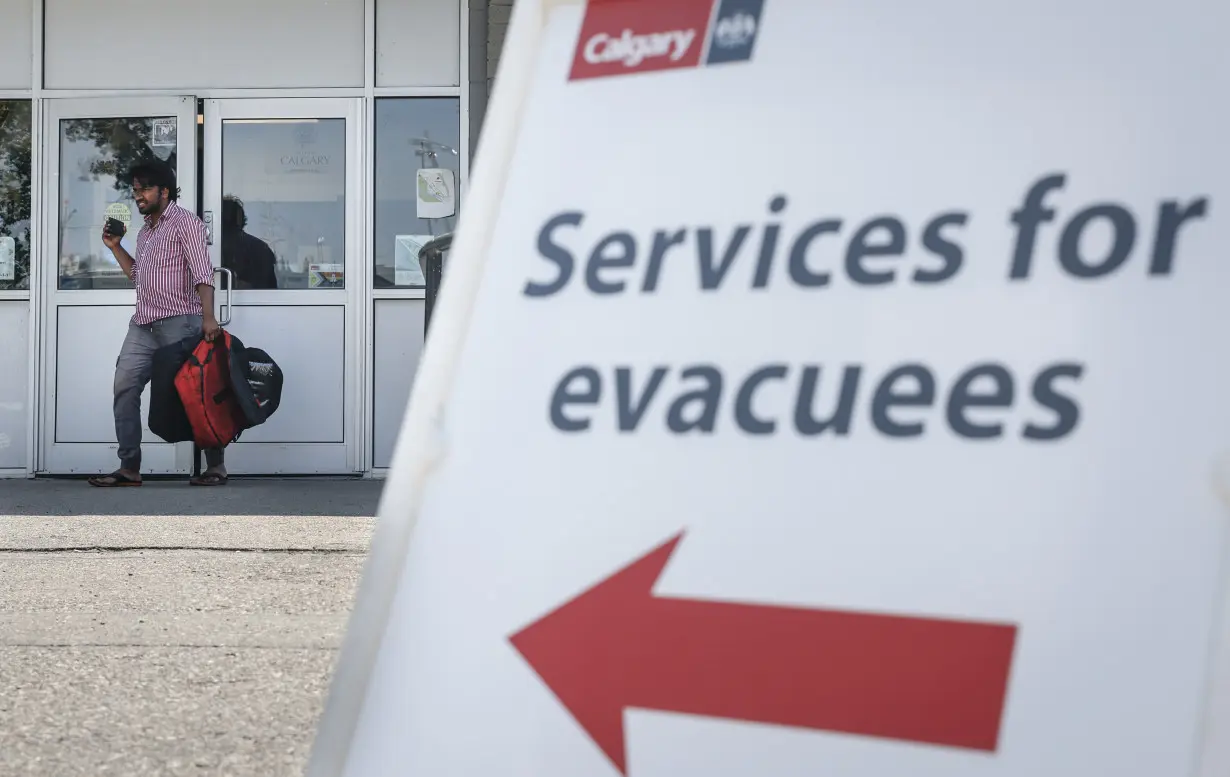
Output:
[
  {"xmin": 152, "ymin": 118, "xmax": 177, "ymax": 149},
  {"xmin": 416, "ymin": 168, "xmax": 456, "ymax": 219},
  {"xmin": 0, "ymin": 236, "xmax": 15, "ymax": 281},
  {"xmin": 105, "ymin": 202, "xmax": 133, "ymax": 233},
  {"xmin": 309, "ymin": 263, "xmax": 345, "ymax": 289}
]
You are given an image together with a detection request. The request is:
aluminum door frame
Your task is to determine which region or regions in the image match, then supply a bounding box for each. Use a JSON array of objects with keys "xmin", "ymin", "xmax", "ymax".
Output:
[
  {"xmin": 202, "ymin": 97, "xmax": 364, "ymax": 475},
  {"xmin": 37, "ymin": 96, "xmax": 198, "ymax": 475}
]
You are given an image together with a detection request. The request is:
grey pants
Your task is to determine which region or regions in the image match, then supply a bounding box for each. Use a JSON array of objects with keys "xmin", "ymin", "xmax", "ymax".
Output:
[{"xmin": 114, "ymin": 314, "xmax": 224, "ymax": 472}]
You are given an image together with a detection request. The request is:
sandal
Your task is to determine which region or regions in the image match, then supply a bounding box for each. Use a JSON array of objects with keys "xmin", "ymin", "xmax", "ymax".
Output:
[
  {"xmin": 190, "ymin": 472, "xmax": 229, "ymax": 487},
  {"xmin": 88, "ymin": 470, "xmax": 142, "ymax": 488}
]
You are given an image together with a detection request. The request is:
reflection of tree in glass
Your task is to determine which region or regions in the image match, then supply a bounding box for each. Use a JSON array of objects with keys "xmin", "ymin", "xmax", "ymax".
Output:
[
  {"xmin": 56, "ymin": 118, "xmax": 177, "ymax": 282},
  {"xmin": 0, "ymin": 101, "xmax": 32, "ymax": 290},
  {"xmin": 61, "ymin": 118, "xmax": 176, "ymax": 195}
]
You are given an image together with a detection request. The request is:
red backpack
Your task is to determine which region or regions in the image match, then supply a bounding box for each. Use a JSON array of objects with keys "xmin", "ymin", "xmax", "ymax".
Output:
[{"xmin": 174, "ymin": 331, "xmax": 250, "ymax": 448}]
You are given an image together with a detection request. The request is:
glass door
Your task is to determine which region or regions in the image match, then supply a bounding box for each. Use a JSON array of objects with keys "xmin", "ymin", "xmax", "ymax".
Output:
[
  {"xmin": 202, "ymin": 98, "xmax": 361, "ymax": 475},
  {"xmin": 40, "ymin": 97, "xmax": 198, "ymax": 475}
]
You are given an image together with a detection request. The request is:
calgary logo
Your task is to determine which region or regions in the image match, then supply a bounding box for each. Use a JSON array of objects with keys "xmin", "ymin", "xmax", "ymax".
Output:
[
  {"xmin": 582, "ymin": 29, "xmax": 697, "ymax": 68},
  {"xmin": 712, "ymin": 11, "xmax": 757, "ymax": 49},
  {"xmin": 569, "ymin": 0, "xmax": 765, "ymax": 82}
]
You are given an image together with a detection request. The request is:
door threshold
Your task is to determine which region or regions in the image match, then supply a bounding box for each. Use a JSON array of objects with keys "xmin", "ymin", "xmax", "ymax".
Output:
[
  {"xmin": 34, "ymin": 473, "xmax": 367, "ymax": 481},
  {"xmin": 220, "ymin": 474, "xmax": 367, "ymax": 480}
]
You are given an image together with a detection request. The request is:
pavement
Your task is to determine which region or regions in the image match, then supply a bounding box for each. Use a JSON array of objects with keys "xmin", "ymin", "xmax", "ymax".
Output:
[{"xmin": 0, "ymin": 477, "xmax": 383, "ymax": 777}]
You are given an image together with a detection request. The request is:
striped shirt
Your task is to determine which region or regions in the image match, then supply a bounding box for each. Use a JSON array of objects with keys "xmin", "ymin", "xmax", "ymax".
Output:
[{"xmin": 130, "ymin": 201, "xmax": 215, "ymax": 326}]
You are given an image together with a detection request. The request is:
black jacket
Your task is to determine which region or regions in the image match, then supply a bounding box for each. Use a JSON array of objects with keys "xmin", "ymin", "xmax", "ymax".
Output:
[{"xmin": 148, "ymin": 333, "xmax": 201, "ymax": 443}]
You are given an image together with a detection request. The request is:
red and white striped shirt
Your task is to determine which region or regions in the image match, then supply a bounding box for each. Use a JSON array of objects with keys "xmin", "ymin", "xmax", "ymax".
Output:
[{"xmin": 130, "ymin": 201, "xmax": 215, "ymax": 326}]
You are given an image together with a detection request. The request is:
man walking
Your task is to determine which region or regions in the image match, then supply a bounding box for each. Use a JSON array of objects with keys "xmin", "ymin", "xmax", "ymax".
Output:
[{"xmin": 88, "ymin": 160, "xmax": 229, "ymax": 487}]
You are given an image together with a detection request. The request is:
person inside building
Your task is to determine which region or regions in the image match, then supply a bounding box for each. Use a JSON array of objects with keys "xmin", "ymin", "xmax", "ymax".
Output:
[
  {"xmin": 221, "ymin": 194, "xmax": 279, "ymax": 290},
  {"xmin": 88, "ymin": 159, "xmax": 230, "ymax": 487}
]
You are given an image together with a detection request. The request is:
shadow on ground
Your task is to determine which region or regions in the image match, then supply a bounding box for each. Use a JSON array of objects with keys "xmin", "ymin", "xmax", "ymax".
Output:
[{"xmin": 0, "ymin": 477, "xmax": 384, "ymax": 517}]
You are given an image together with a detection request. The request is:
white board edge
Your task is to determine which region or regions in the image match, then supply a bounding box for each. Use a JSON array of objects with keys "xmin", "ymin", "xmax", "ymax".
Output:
[
  {"xmin": 303, "ymin": 0, "xmax": 553, "ymax": 774},
  {"xmin": 1197, "ymin": 457, "xmax": 1230, "ymax": 777},
  {"xmin": 1197, "ymin": 572, "xmax": 1230, "ymax": 776}
]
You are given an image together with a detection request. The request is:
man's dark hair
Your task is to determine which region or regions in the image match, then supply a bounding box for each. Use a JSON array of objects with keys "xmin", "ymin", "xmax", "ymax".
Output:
[
  {"xmin": 222, "ymin": 195, "xmax": 247, "ymax": 229},
  {"xmin": 129, "ymin": 160, "xmax": 180, "ymax": 202}
]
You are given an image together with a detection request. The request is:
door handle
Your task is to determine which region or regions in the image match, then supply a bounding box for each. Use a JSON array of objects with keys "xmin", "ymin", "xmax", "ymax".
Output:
[{"xmin": 215, "ymin": 267, "xmax": 234, "ymax": 325}]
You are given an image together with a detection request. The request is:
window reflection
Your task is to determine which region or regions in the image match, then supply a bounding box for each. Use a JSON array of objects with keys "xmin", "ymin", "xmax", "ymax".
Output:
[
  {"xmin": 57, "ymin": 116, "xmax": 177, "ymax": 290},
  {"xmin": 220, "ymin": 195, "xmax": 278, "ymax": 289},
  {"xmin": 0, "ymin": 101, "xmax": 32, "ymax": 291},
  {"xmin": 374, "ymin": 98, "xmax": 461, "ymax": 289},
  {"xmin": 222, "ymin": 118, "xmax": 346, "ymax": 290}
]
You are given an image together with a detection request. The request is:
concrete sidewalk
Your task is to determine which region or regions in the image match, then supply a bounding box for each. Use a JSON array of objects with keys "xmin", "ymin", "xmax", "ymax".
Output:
[{"xmin": 0, "ymin": 477, "xmax": 383, "ymax": 777}]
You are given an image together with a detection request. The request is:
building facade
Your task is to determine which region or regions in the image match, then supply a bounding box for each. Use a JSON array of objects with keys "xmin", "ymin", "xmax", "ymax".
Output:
[{"xmin": 0, "ymin": 0, "xmax": 512, "ymax": 478}]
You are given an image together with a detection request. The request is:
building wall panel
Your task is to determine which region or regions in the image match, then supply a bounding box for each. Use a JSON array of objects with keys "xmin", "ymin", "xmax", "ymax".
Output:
[
  {"xmin": 376, "ymin": 0, "xmax": 461, "ymax": 87},
  {"xmin": 44, "ymin": 0, "xmax": 365, "ymax": 90},
  {"xmin": 0, "ymin": 0, "xmax": 33, "ymax": 89}
]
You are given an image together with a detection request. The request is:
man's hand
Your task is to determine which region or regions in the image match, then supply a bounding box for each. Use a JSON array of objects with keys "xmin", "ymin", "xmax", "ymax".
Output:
[
  {"xmin": 101, "ymin": 225, "xmax": 122, "ymax": 251},
  {"xmin": 203, "ymin": 314, "xmax": 221, "ymax": 342}
]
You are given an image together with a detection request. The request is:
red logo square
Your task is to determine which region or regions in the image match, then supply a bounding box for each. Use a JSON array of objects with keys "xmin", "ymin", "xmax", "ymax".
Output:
[{"xmin": 569, "ymin": 0, "xmax": 717, "ymax": 82}]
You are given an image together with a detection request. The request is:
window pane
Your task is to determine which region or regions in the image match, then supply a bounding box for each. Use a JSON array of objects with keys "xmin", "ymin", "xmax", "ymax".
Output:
[
  {"xmin": 374, "ymin": 98, "xmax": 461, "ymax": 289},
  {"xmin": 222, "ymin": 118, "xmax": 347, "ymax": 290},
  {"xmin": 57, "ymin": 116, "xmax": 177, "ymax": 290},
  {"xmin": 0, "ymin": 101, "xmax": 32, "ymax": 291}
]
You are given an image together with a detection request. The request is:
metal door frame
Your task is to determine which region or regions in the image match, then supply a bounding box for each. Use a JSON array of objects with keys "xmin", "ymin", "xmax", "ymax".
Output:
[
  {"xmin": 201, "ymin": 97, "xmax": 365, "ymax": 475},
  {"xmin": 37, "ymin": 96, "xmax": 198, "ymax": 475}
]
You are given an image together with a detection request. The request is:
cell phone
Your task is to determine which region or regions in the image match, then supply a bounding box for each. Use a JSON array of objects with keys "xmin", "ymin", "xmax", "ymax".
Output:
[{"xmin": 105, "ymin": 217, "xmax": 126, "ymax": 238}]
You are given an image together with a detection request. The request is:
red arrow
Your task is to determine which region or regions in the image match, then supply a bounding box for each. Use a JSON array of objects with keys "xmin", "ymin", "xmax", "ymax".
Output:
[{"xmin": 510, "ymin": 533, "xmax": 1018, "ymax": 774}]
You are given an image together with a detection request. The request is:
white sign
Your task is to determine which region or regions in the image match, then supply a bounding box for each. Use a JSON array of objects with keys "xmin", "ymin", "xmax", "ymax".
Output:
[
  {"xmin": 416, "ymin": 167, "xmax": 457, "ymax": 219},
  {"xmin": 0, "ymin": 236, "xmax": 14, "ymax": 281},
  {"xmin": 309, "ymin": 1, "xmax": 1230, "ymax": 777}
]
